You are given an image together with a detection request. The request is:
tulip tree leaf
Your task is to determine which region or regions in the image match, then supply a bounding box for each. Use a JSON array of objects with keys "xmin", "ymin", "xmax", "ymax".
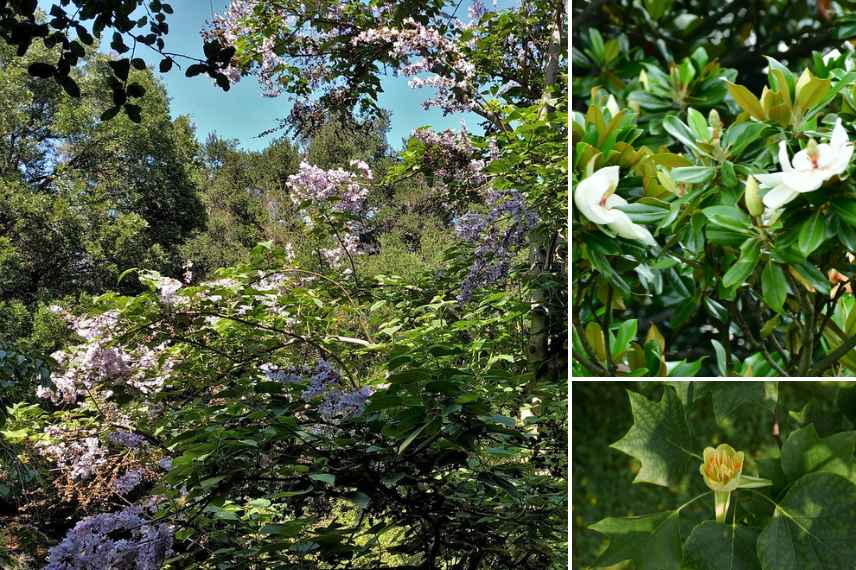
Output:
[
  {"xmin": 589, "ymin": 511, "xmax": 682, "ymax": 570},
  {"xmin": 700, "ymin": 382, "xmax": 767, "ymax": 424},
  {"xmin": 780, "ymin": 424, "xmax": 856, "ymax": 483},
  {"xmin": 611, "ymin": 387, "xmax": 694, "ymax": 487},
  {"xmin": 682, "ymin": 521, "xmax": 761, "ymax": 570},
  {"xmin": 757, "ymin": 472, "xmax": 856, "ymax": 570}
]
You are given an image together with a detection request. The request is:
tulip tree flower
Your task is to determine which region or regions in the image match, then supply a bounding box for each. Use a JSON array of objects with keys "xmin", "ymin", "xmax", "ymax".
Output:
[
  {"xmin": 700, "ymin": 444, "xmax": 772, "ymax": 523},
  {"xmin": 574, "ymin": 166, "xmax": 659, "ymax": 247},
  {"xmin": 755, "ymin": 119, "xmax": 853, "ymax": 211}
]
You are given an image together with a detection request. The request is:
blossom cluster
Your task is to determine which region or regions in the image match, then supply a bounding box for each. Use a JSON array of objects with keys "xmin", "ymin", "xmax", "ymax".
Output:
[
  {"xmin": 45, "ymin": 506, "xmax": 173, "ymax": 570},
  {"xmin": 37, "ymin": 308, "xmax": 174, "ymax": 404},
  {"xmin": 352, "ymin": 18, "xmax": 478, "ymax": 113},
  {"xmin": 261, "ymin": 359, "xmax": 373, "ymax": 421},
  {"xmin": 455, "ymin": 190, "xmax": 538, "ymax": 301},
  {"xmin": 37, "ymin": 428, "xmax": 108, "ymax": 481},
  {"xmin": 412, "ymin": 126, "xmax": 487, "ymax": 192},
  {"xmin": 287, "ymin": 160, "xmax": 372, "ymax": 215},
  {"xmin": 287, "ymin": 160, "xmax": 372, "ymax": 270}
]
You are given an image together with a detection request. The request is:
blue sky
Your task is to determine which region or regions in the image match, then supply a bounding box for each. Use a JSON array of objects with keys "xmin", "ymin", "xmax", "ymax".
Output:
[{"xmin": 39, "ymin": 1, "xmax": 481, "ymax": 151}]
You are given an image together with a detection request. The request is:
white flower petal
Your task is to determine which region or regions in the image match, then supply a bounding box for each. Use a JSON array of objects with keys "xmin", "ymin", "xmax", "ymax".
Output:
[
  {"xmin": 607, "ymin": 210, "xmax": 658, "ymax": 247},
  {"xmin": 574, "ymin": 166, "xmax": 620, "ymax": 225},
  {"xmin": 778, "ymin": 140, "xmax": 794, "ymax": 172},
  {"xmin": 754, "ymin": 172, "xmax": 785, "ymax": 188},
  {"xmin": 831, "ymin": 118, "xmax": 849, "ymax": 149},
  {"xmin": 762, "ymin": 185, "xmax": 800, "ymax": 209}
]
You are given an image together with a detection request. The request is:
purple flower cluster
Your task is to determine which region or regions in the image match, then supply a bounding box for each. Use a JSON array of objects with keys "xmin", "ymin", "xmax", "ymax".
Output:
[
  {"xmin": 109, "ymin": 430, "xmax": 148, "ymax": 449},
  {"xmin": 261, "ymin": 359, "xmax": 372, "ymax": 421},
  {"xmin": 455, "ymin": 190, "xmax": 538, "ymax": 301},
  {"xmin": 36, "ymin": 430, "xmax": 107, "ymax": 482},
  {"xmin": 45, "ymin": 506, "xmax": 173, "ymax": 570},
  {"xmin": 318, "ymin": 386, "xmax": 373, "ymax": 421},
  {"xmin": 352, "ymin": 18, "xmax": 477, "ymax": 113},
  {"xmin": 412, "ymin": 127, "xmax": 487, "ymax": 192},
  {"xmin": 114, "ymin": 470, "xmax": 144, "ymax": 496},
  {"xmin": 37, "ymin": 309, "xmax": 174, "ymax": 404},
  {"xmin": 287, "ymin": 160, "xmax": 371, "ymax": 216}
]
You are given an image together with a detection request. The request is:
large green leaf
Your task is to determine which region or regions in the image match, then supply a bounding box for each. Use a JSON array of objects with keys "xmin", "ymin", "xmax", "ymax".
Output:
[
  {"xmin": 761, "ymin": 262, "xmax": 788, "ymax": 313},
  {"xmin": 722, "ymin": 238, "xmax": 762, "ymax": 288},
  {"xmin": 780, "ymin": 424, "xmax": 856, "ymax": 483},
  {"xmin": 797, "ymin": 211, "xmax": 827, "ymax": 257},
  {"xmin": 702, "ymin": 205, "xmax": 754, "ymax": 234},
  {"xmin": 683, "ymin": 521, "xmax": 761, "ymax": 570},
  {"xmin": 663, "ymin": 115, "xmax": 706, "ymax": 155},
  {"xmin": 700, "ymin": 382, "xmax": 769, "ymax": 424},
  {"xmin": 757, "ymin": 473, "xmax": 856, "ymax": 570},
  {"xmin": 611, "ymin": 387, "xmax": 693, "ymax": 487},
  {"xmin": 590, "ymin": 511, "xmax": 682, "ymax": 570}
]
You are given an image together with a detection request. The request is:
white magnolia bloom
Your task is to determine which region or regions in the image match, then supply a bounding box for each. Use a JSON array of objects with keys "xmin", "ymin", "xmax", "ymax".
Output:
[
  {"xmin": 574, "ymin": 165, "xmax": 658, "ymax": 247},
  {"xmin": 755, "ymin": 119, "xmax": 853, "ymax": 210}
]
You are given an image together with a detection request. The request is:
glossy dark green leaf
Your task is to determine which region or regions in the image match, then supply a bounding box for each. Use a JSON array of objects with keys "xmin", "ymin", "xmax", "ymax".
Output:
[
  {"xmin": 702, "ymin": 205, "xmax": 754, "ymax": 234},
  {"xmin": 722, "ymin": 238, "xmax": 761, "ymax": 288},
  {"xmin": 761, "ymin": 262, "xmax": 788, "ymax": 313},
  {"xmin": 797, "ymin": 211, "xmax": 827, "ymax": 257}
]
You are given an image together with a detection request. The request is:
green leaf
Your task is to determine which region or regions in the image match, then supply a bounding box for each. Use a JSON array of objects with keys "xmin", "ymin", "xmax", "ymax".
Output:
[
  {"xmin": 686, "ymin": 108, "xmax": 709, "ymax": 141},
  {"xmin": 757, "ymin": 473, "xmax": 856, "ymax": 570},
  {"xmin": 704, "ymin": 382, "xmax": 766, "ymax": 423},
  {"xmin": 780, "ymin": 424, "xmax": 856, "ymax": 483},
  {"xmin": 663, "ymin": 115, "xmax": 706, "ymax": 155},
  {"xmin": 722, "ymin": 239, "xmax": 762, "ymax": 288},
  {"xmin": 702, "ymin": 205, "xmax": 754, "ymax": 234},
  {"xmin": 610, "ymin": 388, "xmax": 693, "ymax": 487},
  {"xmin": 762, "ymin": 263, "xmax": 788, "ymax": 313},
  {"xmin": 611, "ymin": 319, "xmax": 638, "ymax": 359},
  {"xmin": 671, "ymin": 166, "xmax": 715, "ymax": 184},
  {"xmin": 711, "ymin": 339, "xmax": 727, "ymax": 376},
  {"xmin": 589, "ymin": 511, "xmax": 682, "ymax": 570},
  {"xmin": 797, "ymin": 211, "xmax": 827, "ymax": 257},
  {"xmin": 398, "ymin": 421, "xmax": 432, "ymax": 455},
  {"xmin": 683, "ymin": 521, "xmax": 761, "ymax": 570},
  {"xmin": 832, "ymin": 199, "xmax": 856, "ymax": 227},
  {"xmin": 668, "ymin": 358, "xmax": 703, "ymax": 377},
  {"xmin": 725, "ymin": 81, "xmax": 765, "ymax": 120},
  {"xmin": 309, "ymin": 473, "xmax": 335, "ymax": 486}
]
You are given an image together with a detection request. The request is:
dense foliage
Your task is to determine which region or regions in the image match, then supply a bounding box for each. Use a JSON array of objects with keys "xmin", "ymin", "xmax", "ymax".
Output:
[
  {"xmin": 576, "ymin": 381, "xmax": 856, "ymax": 570},
  {"xmin": 573, "ymin": 0, "xmax": 856, "ymax": 376},
  {"xmin": 1, "ymin": 1, "xmax": 567, "ymax": 568}
]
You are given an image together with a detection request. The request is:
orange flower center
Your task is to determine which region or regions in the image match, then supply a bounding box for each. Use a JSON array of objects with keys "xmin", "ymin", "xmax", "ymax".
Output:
[{"xmin": 705, "ymin": 452, "xmax": 742, "ymax": 483}]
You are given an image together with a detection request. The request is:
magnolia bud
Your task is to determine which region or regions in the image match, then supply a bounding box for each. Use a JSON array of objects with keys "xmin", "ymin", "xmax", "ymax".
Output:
[
  {"xmin": 708, "ymin": 109, "xmax": 722, "ymax": 131},
  {"xmin": 744, "ymin": 175, "xmax": 764, "ymax": 216}
]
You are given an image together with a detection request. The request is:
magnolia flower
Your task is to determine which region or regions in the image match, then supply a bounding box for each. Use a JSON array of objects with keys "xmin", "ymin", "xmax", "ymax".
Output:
[
  {"xmin": 574, "ymin": 166, "xmax": 658, "ymax": 247},
  {"xmin": 700, "ymin": 444, "xmax": 771, "ymax": 523},
  {"xmin": 755, "ymin": 119, "xmax": 853, "ymax": 210}
]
